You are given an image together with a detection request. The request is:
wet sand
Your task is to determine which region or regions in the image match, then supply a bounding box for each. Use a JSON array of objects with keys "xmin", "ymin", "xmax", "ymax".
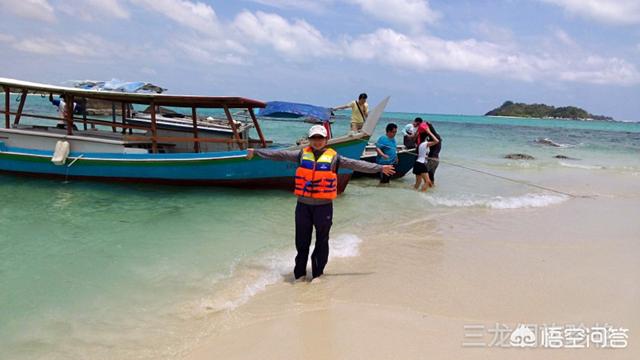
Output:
[{"xmin": 185, "ymin": 172, "xmax": 640, "ymax": 360}]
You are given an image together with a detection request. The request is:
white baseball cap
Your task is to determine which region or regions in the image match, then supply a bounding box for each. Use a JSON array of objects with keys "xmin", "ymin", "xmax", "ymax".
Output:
[{"xmin": 308, "ymin": 125, "xmax": 328, "ymax": 138}]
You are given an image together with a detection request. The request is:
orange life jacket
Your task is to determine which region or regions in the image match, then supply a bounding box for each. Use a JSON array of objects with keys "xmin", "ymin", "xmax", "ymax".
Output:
[{"xmin": 294, "ymin": 147, "xmax": 338, "ymax": 199}]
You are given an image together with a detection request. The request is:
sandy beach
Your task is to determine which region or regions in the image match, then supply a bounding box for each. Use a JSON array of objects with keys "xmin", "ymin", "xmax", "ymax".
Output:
[{"xmin": 185, "ymin": 170, "xmax": 639, "ymax": 360}]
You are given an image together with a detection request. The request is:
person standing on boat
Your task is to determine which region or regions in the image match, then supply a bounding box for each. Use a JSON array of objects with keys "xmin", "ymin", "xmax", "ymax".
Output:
[
  {"xmin": 332, "ymin": 93, "xmax": 368, "ymax": 133},
  {"xmin": 48, "ymin": 94, "xmax": 77, "ymax": 130},
  {"xmin": 246, "ymin": 125, "xmax": 395, "ymax": 281},
  {"xmin": 375, "ymin": 123, "xmax": 398, "ymax": 184}
]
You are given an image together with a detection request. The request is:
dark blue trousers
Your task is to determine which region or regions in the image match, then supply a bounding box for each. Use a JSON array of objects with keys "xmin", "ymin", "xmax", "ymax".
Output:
[{"xmin": 294, "ymin": 202, "xmax": 333, "ymax": 279}]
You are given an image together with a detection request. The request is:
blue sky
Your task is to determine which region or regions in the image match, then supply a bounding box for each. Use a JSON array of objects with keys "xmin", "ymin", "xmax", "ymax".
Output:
[{"xmin": 0, "ymin": 0, "xmax": 639, "ymax": 120}]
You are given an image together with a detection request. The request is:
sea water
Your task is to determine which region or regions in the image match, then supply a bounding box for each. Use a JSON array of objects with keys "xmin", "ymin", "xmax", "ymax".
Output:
[{"xmin": 1, "ymin": 96, "xmax": 639, "ymax": 359}]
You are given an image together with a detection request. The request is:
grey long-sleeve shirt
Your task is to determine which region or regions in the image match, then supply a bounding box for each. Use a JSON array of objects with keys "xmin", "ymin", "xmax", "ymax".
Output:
[{"xmin": 254, "ymin": 148, "xmax": 383, "ymax": 204}]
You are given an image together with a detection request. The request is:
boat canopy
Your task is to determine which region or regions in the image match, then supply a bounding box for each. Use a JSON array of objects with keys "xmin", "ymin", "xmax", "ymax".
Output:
[
  {"xmin": 258, "ymin": 101, "xmax": 332, "ymax": 121},
  {"xmin": 0, "ymin": 78, "xmax": 266, "ymax": 109}
]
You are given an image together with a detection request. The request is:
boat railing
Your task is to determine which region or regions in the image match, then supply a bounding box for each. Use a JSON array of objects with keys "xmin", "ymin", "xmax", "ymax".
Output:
[{"xmin": 1, "ymin": 85, "xmax": 268, "ymax": 153}]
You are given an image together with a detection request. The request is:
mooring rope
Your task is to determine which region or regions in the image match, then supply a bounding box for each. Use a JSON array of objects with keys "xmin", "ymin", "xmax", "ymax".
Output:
[
  {"xmin": 401, "ymin": 148, "xmax": 593, "ymax": 199},
  {"xmin": 437, "ymin": 158, "xmax": 593, "ymax": 198}
]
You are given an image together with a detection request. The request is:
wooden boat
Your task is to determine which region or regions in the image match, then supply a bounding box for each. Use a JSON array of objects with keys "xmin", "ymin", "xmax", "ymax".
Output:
[
  {"xmin": 0, "ymin": 78, "xmax": 388, "ymax": 193},
  {"xmin": 352, "ymin": 144, "xmax": 415, "ymax": 179}
]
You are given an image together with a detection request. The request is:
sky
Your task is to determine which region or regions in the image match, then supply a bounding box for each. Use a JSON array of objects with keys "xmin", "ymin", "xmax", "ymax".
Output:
[{"xmin": 0, "ymin": 0, "xmax": 639, "ymax": 120}]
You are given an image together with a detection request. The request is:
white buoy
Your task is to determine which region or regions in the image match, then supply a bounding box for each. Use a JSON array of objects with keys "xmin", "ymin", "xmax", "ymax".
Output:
[{"xmin": 51, "ymin": 140, "xmax": 70, "ymax": 165}]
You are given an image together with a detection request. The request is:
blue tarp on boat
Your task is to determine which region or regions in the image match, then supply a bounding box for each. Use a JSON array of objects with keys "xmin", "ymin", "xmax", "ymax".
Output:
[
  {"xmin": 71, "ymin": 79, "xmax": 166, "ymax": 93},
  {"xmin": 258, "ymin": 101, "xmax": 332, "ymax": 122}
]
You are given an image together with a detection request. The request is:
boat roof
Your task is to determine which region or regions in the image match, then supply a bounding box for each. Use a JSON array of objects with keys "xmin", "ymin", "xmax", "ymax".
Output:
[{"xmin": 0, "ymin": 78, "xmax": 266, "ymax": 109}]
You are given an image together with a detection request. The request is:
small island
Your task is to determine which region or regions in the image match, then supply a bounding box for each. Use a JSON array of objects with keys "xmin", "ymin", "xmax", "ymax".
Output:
[{"xmin": 485, "ymin": 101, "xmax": 613, "ymax": 121}]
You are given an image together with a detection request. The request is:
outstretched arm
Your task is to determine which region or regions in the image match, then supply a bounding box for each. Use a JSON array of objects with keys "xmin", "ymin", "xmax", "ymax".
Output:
[
  {"xmin": 331, "ymin": 102, "xmax": 352, "ymax": 111},
  {"xmin": 340, "ymin": 156, "xmax": 395, "ymax": 175},
  {"xmin": 246, "ymin": 148, "xmax": 299, "ymax": 162}
]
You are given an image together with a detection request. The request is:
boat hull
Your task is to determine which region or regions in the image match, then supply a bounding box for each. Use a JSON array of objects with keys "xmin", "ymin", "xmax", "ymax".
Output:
[
  {"xmin": 0, "ymin": 138, "xmax": 366, "ymax": 193},
  {"xmin": 352, "ymin": 149, "xmax": 416, "ymax": 179}
]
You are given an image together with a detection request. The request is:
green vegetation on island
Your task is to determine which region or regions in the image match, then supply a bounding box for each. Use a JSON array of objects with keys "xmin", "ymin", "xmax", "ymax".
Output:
[{"xmin": 485, "ymin": 101, "xmax": 613, "ymax": 121}]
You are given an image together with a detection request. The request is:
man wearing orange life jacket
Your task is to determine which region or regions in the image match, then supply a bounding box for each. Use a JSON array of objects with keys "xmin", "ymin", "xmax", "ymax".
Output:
[{"xmin": 246, "ymin": 125, "xmax": 395, "ymax": 281}]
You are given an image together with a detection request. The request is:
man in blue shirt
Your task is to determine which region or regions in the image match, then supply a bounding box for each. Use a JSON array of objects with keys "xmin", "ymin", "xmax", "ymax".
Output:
[{"xmin": 375, "ymin": 123, "xmax": 398, "ymax": 184}]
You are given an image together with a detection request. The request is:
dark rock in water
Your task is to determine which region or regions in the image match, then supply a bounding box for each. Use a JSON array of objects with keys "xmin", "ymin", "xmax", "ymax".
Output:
[
  {"xmin": 505, "ymin": 153, "xmax": 535, "ymax": 160},
  {"xmin": 554, "ymin": 155, "xmax": 579, "ymax": 160}
]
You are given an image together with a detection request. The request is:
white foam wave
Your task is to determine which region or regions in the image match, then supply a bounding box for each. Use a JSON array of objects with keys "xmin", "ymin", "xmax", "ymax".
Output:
[
  {"xmin": 534, "ymin": 137, "xmax": 574, "ymax": 148},
  {"xmin": 196, "ymin": 233, "xmax": 363, "ymax": 312},
  {"xmin": 558, "ymin": 161, "xmax": 604, "ymax": 170},
  {"xmin": 425, "ymin": 193, "xmax": 568, "ymax": 209}
]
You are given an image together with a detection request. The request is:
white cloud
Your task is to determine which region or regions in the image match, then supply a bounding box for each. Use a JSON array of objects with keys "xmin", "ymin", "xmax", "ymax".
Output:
[
  {"xmin": 342, "ymin": 28, "xmax": 640, "ymax": 85},
  {"xmin": 348, "ymin": 0, "xmax": 440, "ymax": 31},
  {"xmin": 558, "ymin": 56, "xmax": 640, "ymax": 85},
  {"xmin": 552, "ymin": 28, "xmax": 578, "ymax": 47},
  {"xmin": 0, "ymin": 0, "xmax": 55, "ymax": 23},
  {"xmin": 0, "ymin": 33, "xmax": 16, "ymax": 43},
  {"xmin": 233, "ymin": 11, "xmax": 337, "ymax": 58},
  {"xmin": 472, "ymin": 22, "xmax": 514, "ymax": 43},
  {"xmin": 170, "ymin": 36, "xmax": 249, "ymax": 65},
  {"xmin": 540, "ymin": 0, "xmax": 640, "ymax": 25},
  {"xmin": 58, "ymin": 0, "xmax": 130, "ymax": 20},
  {"xmin": 251, "ymin": 0, "xmax": 332, "ymax": 13},
  {"xmin": 12, "ymin": 34, "xmax": 115, "ymax": 57},
  {"xmin": 131, "ymin": 0, "xmax": 220, "ymax": 35}
]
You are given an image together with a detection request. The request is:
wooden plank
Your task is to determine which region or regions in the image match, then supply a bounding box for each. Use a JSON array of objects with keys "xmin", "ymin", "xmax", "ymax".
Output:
[
  {"xmin": 13, "ymin": 89, "xmax": 27, "ymax": 125},
  {"xmin": 248, "ymin": 107, "xmax": 266, "ymax": 148},
  {"xmin": 6, "ymin": 111, "xmax": 150, "ymax": 131},
  {"xmin": 150, "ymin": 101, "xmax": 158, "ymax": 153},
  {"xmin": 124, "ymin": 136, "xmax": 249, "ymax": 144},
  {"xmin": 191, "ymin": 107, "xmax": 200, "ymax": 153},
  {"xmin": 4, "ymin": 87, "xmax": 9, "ymax": 128},
  {"xmin": 223, "ymin": 105, "xmax": 243, "ymax": 150}
]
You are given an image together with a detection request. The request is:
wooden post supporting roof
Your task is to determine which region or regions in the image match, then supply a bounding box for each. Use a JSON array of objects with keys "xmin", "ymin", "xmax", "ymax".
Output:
[
  {"xmin": 65, "ymin": 94, "xmax": 74, "ymax": 135},
  {"xmin": 248, "ymin": 107, "xmax": 266, "ymax": 148},
  {"xmin": 4, "ymin": 87, "xmax": 9, "ymax": 129},
  {"xmin": 223, "ymin": 105, "xmax": 244, "ymax": 150},
  {"xmin": 13, "ymin": 89, "xmax": 27, "ymax": 126},
  {"xmin": 121, "ymin": 102, "xmax": 127, "ymax": 134},
  {"xmin": 111, "ymin": 102, "xmax": 117, "ymax": 132},
  {"xmin": 81, "ymin": 98, "xmax": 88, "ymax": 130},
  {"xmin": 191, "ymin": 107, "xmax": 200, "ymax": 153},
  {"xmin": 149, "ymin": 101, "xmax": 158, "ymax": 153}
]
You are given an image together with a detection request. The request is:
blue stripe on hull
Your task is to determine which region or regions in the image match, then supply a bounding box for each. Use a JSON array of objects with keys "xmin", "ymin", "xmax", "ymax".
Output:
[{"xmin": 0, "ymin": 141, "xmax": 367, "ymax": 183}]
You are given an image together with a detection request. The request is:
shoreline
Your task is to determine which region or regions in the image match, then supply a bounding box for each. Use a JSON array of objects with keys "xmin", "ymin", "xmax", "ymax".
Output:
[{"xmin": 184, "ymin": 170, "xmax": 640, "ymax": 360}]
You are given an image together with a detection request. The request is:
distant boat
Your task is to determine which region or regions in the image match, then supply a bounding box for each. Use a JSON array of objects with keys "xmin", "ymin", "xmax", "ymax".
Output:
[
  {"xmin": 258, "ymin": 101, "xmax": 334, "ymax": 123},
  {"xmin": 0, "ymin": 78, "xmax": 388, "ymax": 193},
  {"xmin": 353, "ymin": 145, "xmax": 415, "ymax": 179}
]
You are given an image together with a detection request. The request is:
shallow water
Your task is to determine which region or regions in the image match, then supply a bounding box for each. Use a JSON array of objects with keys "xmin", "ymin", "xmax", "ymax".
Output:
[{"xmin": 1, "ymin": 96, "xmax": 639, "ymax": 359}]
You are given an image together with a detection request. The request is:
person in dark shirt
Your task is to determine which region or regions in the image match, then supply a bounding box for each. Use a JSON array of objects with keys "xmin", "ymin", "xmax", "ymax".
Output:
[{"xmin": 425, "ymin": 122, "xmax": 442, "ymax": 184}]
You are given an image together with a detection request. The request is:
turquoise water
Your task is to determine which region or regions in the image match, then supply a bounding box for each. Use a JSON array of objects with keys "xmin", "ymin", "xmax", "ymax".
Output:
[{"xmin": 1, "ymin": 96, "xmax": 639, "ymax": 359}]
